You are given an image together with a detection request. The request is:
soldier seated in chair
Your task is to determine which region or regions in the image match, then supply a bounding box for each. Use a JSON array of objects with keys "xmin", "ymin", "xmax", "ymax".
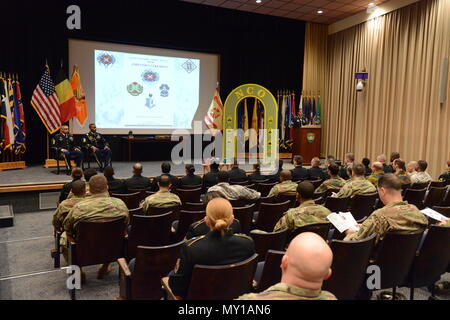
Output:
[
  {"xmin": 83, "ymin": 123, "xmax": 112, "ymax": 169},
  {"xmin": 54, "ymin": 125, "xmax": 82, "ymax": 168}
]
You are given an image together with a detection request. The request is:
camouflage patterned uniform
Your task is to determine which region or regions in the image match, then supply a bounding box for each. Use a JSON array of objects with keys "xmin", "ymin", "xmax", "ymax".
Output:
[
  {"xmin": 267, "ymin": 180, "xmax": 298, "ymax": 198},
  {"xmin": 367, "ymin": 170, "xmax": 384, "ymax": 186},
  {"xmin": 274, "ymin": 200, "xmax": 331, "ymax": 232},
  {"xmin": 237, "ymin": 283, "xmax": 337, "ymax": 300},
  {"xmin": 52, "ymin": 196, "xmax": 86, "ymax": 231},
  {"xmin": 141, "ymin": 190, "xmax": 181, "ymax": 211},
  {"xmin": 207, "ymin": 182, "xmax": 260, "ymax": 201},
  {"xmin": 315, "ymin": 177, "xmax": 346, "ymax": 193},
  {"xmin": 63, "ymin": 192, "xmax": 129, "ymax": 237},
  {"xmin": 67, "ymin": 182, "xmax": 91, "ymax": 199},
  {"xmin": 335, "ymin": 177, "xmax": 376, "ymax": 198},
  {"xmin": 395, "ymin": 170, "xmax": 411, "ymax": 185},
  {"xmin": 344, "ymin": 201, "xmax": 428, "ymax": 243},
  {"xmin": 410, "ymin": 171, "xmax": 432, "ymax": 184}
]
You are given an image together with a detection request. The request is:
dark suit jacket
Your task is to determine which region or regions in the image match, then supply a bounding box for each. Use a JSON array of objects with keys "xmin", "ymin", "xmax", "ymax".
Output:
[
  {"xmin": 185, "ymin": 219, "xmax": 241, "ymax": 240},
  {"xmin": 124, "ymin": 174, "xmax": 151, "ymax": 190},
  {"xmin": 151, "ymin": 173, "xmax": 180, "ymax": 191},
  {"xmin": 308, "ymin": 167, "xmax": 328, "ymax": 180},
  {"xmin": 107, "ymin": 177, "xmax": 127, "ymax": 194},
  {"xmin": 339, "ymin": 165, "xmax": 351, "ymax": 180},
  {"xmin": 383, "ymin": 164, "xmax": 395, "ymax": 173},
  {"xmin": 228, "ymin": 167, "xmax": 248, "ymax": 182},
  {"xmin": 203, "ymin": 170, "xmax": 219, "ymax": 189},
  {"xmin": 248, "ymin": 171, "xmax": 270, "ymax": 183},
  {"xmin": 291, "ymin": 166, "xmax": 309, "ymax": 181},
  {"xmin": 179, "ymin": 173, "xmax": 203, "ymax": 187}
]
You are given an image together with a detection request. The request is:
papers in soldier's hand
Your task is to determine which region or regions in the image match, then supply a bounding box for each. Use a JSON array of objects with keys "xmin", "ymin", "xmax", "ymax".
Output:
[
  {"xmin": 327, "ymin": 212, "xmax": 360, "ymax": 233},
  {"xmin": 420, "ymin": 208, "xmax": 447, "ymax": 222}
]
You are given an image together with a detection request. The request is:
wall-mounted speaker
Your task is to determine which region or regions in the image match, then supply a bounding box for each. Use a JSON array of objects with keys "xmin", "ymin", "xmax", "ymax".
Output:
[{"xmin": 439, "ymin": 58, "xmax": 449, "ymax": 104}]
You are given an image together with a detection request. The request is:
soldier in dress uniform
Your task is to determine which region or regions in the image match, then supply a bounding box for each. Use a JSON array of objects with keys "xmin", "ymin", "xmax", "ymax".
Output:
[
  {"xmin": 168, "ymin": 197, "xmax": 255, "ymax": 299},
  {"xmin": 185, "ymin": 217, "xmax": 241, "ymax": 240},
  {"xmin": 54, "ymin": 125, "xmax": 83, "ymax": 168},
  {"xmin": 274, "ymin": 181, "xmax": 331, "ymax": 236},
  {"xmin": 335, "ymin": 163, "xmax": 376, "ymax": 198},
  {"xmin": 339, "ymin": 153, "xmax": 355, "ymax": 180},
  {"xmin": 238, "ymin": 232, "xmax": 336, "ymax": 300},
  {"xmin": 315, "ymin": 163, "xmax": 346, "ymax": 193},
  {"xmin": 367, "ymin": 161, "xmax": 385, "ymax": 186},
  {"xmin": 267, "ymin": 170, "xmax": 298, "ymax": 198},
  {"xmin": 141, "ymin": 175, "xmax": 181, "ymax": 211},
  {"xmin": 393, "ymin": 159, "xmax": 411, "ymax": 185},
  {"xmin": 63, "ymin": 175, "xmax": 129, "ymax": 279},
  {"xmin": 83, "ymin": 124, "xmax": 112, "ymax": 169},
  {"xmin": 345, "ymin": 174, "xmax": 428, "ymax": 244}
]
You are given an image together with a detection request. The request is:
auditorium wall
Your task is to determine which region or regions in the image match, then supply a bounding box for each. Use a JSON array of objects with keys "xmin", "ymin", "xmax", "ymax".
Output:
[
  {"xmin": 0, "ymin": 0, "xmax": 305, "ymax": 165},
  {"xmin": 322, "ymin": 0, "xmax": 450, "ymax": 179}
]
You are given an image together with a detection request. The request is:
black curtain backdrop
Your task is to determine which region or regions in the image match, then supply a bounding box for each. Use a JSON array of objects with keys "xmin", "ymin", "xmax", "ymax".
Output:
[{"xmin": 0, "ymin": 0, "xmax": 305, "ymax": 165}]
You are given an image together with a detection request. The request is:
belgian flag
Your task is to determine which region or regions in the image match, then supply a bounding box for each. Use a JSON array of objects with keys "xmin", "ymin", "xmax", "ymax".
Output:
[{"xmin": 55, "ymin": 68, "xmax": 76, "ymax": 123}]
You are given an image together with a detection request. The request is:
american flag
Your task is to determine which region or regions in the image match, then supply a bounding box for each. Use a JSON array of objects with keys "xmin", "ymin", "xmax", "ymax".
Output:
[{"xmin": 31, "ymin": 66, "xmax": 61, "ymax": 133}]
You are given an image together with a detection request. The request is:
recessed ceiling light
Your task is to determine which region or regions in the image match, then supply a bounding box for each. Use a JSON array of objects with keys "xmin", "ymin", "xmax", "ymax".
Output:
[
  {"xmin": 256, "ymin": 0, "xmax": 262, "ymax": 3},
  {"xmin": 368, "ymin": 2, "xmax": 375, "ymax": 6},
  {"xmin": 317, "ymin": 10, "xmax": 324, "ymax": 14}
]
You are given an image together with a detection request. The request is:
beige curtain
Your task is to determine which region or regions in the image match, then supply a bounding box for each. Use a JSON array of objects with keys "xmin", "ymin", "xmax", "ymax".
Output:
[
  {"xmin": 303, "ymin": 23, "xmax": 328, "ymax": 96},
  {"xmin": 323, "ymin": 0, "xmax": 450, "ymax": 179}
]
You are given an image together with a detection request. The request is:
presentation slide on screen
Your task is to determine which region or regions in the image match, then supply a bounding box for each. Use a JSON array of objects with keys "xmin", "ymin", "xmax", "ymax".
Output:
[
  {"xmin": 68, "ymin": 39, "xmax": 219, "ymax": 135},
  {"xmin": 95, "ymin": 50, "xmax": 200, "ymax": 130}
]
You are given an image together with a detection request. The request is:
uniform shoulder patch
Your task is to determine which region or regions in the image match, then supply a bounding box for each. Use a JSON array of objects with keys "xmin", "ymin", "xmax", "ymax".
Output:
[{"xmin": 188, "ymin": 235, "xmax": 206, "ymax": 246}]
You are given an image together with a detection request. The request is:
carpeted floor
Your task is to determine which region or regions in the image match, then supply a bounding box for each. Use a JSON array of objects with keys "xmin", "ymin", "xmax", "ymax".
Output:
[{"xmin": 0, "ymin": 208, "xmax": 449, "ymax": 300}]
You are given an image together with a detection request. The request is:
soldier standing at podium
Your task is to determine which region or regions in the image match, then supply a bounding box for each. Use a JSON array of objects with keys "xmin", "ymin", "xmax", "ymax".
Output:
[
  {"xmin": 83, "ymin": 123, "xmax": 112, "ymax": 169},
  {"xmin": 54, "ymin": 125, "xmax": 83, "ymax": 168}
]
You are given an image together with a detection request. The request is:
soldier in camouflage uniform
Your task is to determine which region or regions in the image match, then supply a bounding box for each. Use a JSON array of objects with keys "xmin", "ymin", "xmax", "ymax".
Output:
[
  {"xmin": 393, "ymin": 158, "xmax": 411, "ymax": 185},
  {"xmin": 335, "ymin": 163, "xmax": 376, "ymax": 198},
  {"xmin": 410, "ymin": 160, "xmax": 432, "ymax": 184},
  {"xmin": 238, "ymin": 232, "xmax": 336, "ymax": 300},
  {"xmin": 141, "ymin": 175, "xmax": 181, "ymax": 212},
  {"xmin": 53, "ymin": 180, "xmax": 86, "ymax": 231},
  {"xmin": 274, "ymin": 182, "xmax": 331, "ymax": 234},
  {"xmin": 207, "ymin": 171, "xmax": 260, "ymax": 201},
  {"xmin": 83, "ymin": 123, "xmax": 112, "ymax": 169},
  {"xmin": 367, "ymin": 161, "xmax": 384, "ymax": 186},
  {"xmin": 315, "ymin": 163, "xmax": 346, "ymax": 193},
  {"xmin": 345, "ymin": 174, "xmax": 428, "ymax": 244},
  {"xmin": 63, "ymin": 175, "xmax": 129, "ymax": 278},
  {"xmin": 66, "ymin": 168, "xmax": 97, "ymax": 199},
  {"xmin": 267, "ymin": 170, "xmax": 298, "ymax": 198}
]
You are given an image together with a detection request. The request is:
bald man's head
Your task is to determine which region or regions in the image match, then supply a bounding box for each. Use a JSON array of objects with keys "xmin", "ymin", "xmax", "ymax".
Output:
[
  {"xmin": 281, "ymin": 233, "xmax": 333, "ymax": 290},
  {"xmin": 372, "ymin": 161, "xmax": 383, "ymax": 171},
  {"xmin": 133, "ymin": 163, "xmax": 143, "ymax": 175},
  {"xmin": 280, "ymin": 170, "xmax": 292, "ymax": 182},
  {"xmin": 89, "ymin": 175, "xmax": 108, "ymax": 194},
  {"xmin": 376, "ymin": 154, "xmax": 387, "ymax": 164}
]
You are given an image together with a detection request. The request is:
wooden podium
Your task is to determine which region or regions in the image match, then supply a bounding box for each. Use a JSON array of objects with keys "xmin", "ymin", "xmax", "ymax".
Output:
[{"xmin": 291, "ymin": 126, "xmax": 321, "ymax": 163}]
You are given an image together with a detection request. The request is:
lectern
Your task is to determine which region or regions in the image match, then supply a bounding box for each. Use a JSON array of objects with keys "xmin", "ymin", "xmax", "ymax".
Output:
[{"xmin": 291, "ymin": 126, "xmax": 321, "ymax": 163}]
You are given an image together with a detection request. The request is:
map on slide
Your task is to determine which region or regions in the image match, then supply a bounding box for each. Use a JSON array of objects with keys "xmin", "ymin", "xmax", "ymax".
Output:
[{"xmin": 94, "ymin": 50, "xmax": 200, "ymax": 130}]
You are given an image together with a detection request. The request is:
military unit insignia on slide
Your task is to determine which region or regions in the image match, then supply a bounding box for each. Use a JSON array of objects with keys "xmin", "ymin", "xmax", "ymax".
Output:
[
  {"xmin": 126, "ymin": 82, "xmax": 144, "ymax": 96},
  {"xmin": 97, "ymin": 53, "xmax": 116, "ymax": 67}
]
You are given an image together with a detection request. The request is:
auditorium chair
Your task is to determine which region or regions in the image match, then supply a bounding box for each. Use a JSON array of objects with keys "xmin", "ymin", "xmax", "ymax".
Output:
[
  {"xmin": 118, "ymin": 240, "xmax": 185, "ymax": 300},
  {"xmin": 175, "ymin": 188, "xmax": 202, "ymax": 204},
  {"xmin": 80, "ymin": 139, "xmax": 108, "ymax": 171},
  {"xmin": 424, "ymin": 187, "xmax": 447, "ymax": 208},
  {"xmin": 229, "ymin": 198, "xmax": 255, "ymax": 207},
  {"xmin": 285, "ymin": 223, "xmax": 331, "ymax": 245},
  {"xmin": 127, "ymin": 212, "xmax": 175, "ymax": 259},
  {"xmin": 313, "ymin": 190, "xmax": 327, "ymax": 201},
  {"xmin": 371, "ymin": 229, "xmax": 424, "ymax": 300},
  {"xmin": 257, "ymin": 182, "xmax": 277, "ymax": 197},
  {"xmin": 50, "ymin": 137, "xmax": 72, "ymax": 175},
  {"xmin": 161, "ymin": 254, "xmax": 258, "ymax": 300},
  {"xmin": 182, "ymin": 202, "xmax": 205, "ymax": 211},
  {"xmin": 324, "ymin": 196, "xmax": 350, "ymax": 213},
  {"xmin": 322, "ymin": 234, "xmax": 376, "ymax": 300},
  {"xmin": 171, "ymin": 210, "xmax": 206, "ymax": 242},
  {"xmin": 145, "ymin": 191, "xmax": 156, "ymax": 197},
  {"xmin": 230, "ymin": 180, "xmax": 249, "ymax": 185},
  {"xmin": 111, "ymin": 192, "xmax": 141, "ymax": 210},
  {"xmin": 326, "ymin": 188, "xmax": 341, "ymax": 198},
  {"xmin": 232, "ymin": 204, "xmax": 255, "ymax": 234},
  {"xmin": 250, "ymin": 228, "xmax": 288, "ymax": 262},
  {"xmin": 308, "ymin": 179, "xmax": 323, "ymax": 190},
  {"xmin": 401, "ymin": 225, "xmax": 450, "ymax": 300},
  {"xmin": 429, "ymin": 181, "xmax": 445, "ymax": 188},
  {"xmin": 254, "ymin": 250, "xmax": 284, "ymax": 292},
  {"xmin": 128, "ymin": 207, "xmax": 143, "ymax": 225},
  {"xmin": 350, "ymin": 193, "xmax": 377, "ymax": 221},
  {"xmin": 253, "ymin": 200, "xmax": 291, "ymax": 232},
  {"xmin": 403, "ymin": 188, "xmax": 427, "ymax": 210},
  {"xmin": 442, "ymin": 189, "xmax": 450, "ymax": 206},
  {"xmin": 176, "ymin": 184, "xmax": 202, "ymax": 190},
  {"xmin": 314, "ymin": 197, "xmax": 325, "ymax": 205},
  {"xmin": 67, "ymin": 217, "xmax": 127, "ymax": 300},
  {"xmin": 246, "ymin": 183, "xmax": 256, "ymax": 191},
  {"xmin": 432, "ymin": 206, "xmax": 450, "ymax": 218},
  {"xmin": 274, "ymin": 193, "xmax": 297, "ymax": 208},
  {"xmin": 127, "ymin": 188, "xmax": 152, "ymax": 203},
  {"xmin": 401, "ymin": 184, "xmax": 411, "ymax": 196},
  {"xmin": 146, "ymin": 204, "xmax": 181, "ymax": 221},
  {"xmin": 411, "ymin": 182, "xmax": 430, "ymax": 190}
]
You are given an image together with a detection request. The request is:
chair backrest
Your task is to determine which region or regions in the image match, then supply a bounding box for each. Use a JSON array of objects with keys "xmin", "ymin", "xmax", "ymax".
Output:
[
  {"xmin": 255, "ymin": 250, "xmax": 285, "ymax": 292},
  {"xmin": 314, "ymin": 197, "xmax": 325, "ymax": 205},
  {"xmin": 255, "ymin": 200, "xmax": 291, "ymax": 232},
  {"xmin": 127, "ymin": 189, "xmax": 151, "ymax": 202},
  {"xmin": 246, "ymin": 183, "xmax": 256, "ymax": 190},
  {"xmin": 257, "ymin": 182, "xmax": 277, "ymax": 197},
  {"xmin": 406, "ymin": 225, "xmax": 450, "ymax": 289},
  {"xmin": 175, "ymin": 188, "xmax": 202, "ymax": 204},
  {"xmin": 230, "ymin": 180, "xmax": 249, "ymax": 185},
  {"xmin": 232, "ymin": 204, "xmax": 255, "ymax": 234},
  {"xmin": 286, "ymin": 223, "xmax": 331, "ymax": 245},
  {"xmin": 186, "ymin": 254, "xmax": 258, "ymax": 300},
  {"xmin": 309, "ymin": 179, "xmax": 323, "ymax": 189},
  {"xmin": 145, "ymin": 191, "xmax": 156, "ymax": 196},
  {"xmin": 441, "ymin": 189, "xmax": 450, "ymax": 206},
  {"xmin": 131, "ymin": 240, "xmax": 185, "ymax": 300},
  {"xmin": 432, "ymin": 206, "xmax": 450, "ymax": 218},
  {"xmin": 411, "ymin": 182, "xmax": 430, "ymax": 190},
  {"xmin": 350, "ymin": 193, "xmax": 378, "ymax": 221},
  {"xmin": 177, "ymin": 184, "xmax": 202, "ymax": 190},
  {"xmin": 250, "ymin": 228, "xmax": 288, "ymax": 262},
  {"xmin": 313, "ymin": 190, "xmax": 327, "ymax": 200},
  {"xmin": 127, "ymin": 212, "xmax": 175, "ymax": 259},
  {"xmin": 146, "ymin": 205, "xmax": 181, "ymax": 221},
  {"xmin": 182, "ymin": 202, "xmax": 206, "ymax": 211},
  {"xmin": 74, "ymin": 216, "xmax": 126, "ymax": 267},
  {"xmin": 128, "ymin": 207, "xmax": 143, "ymax": 224},
  {"xmin": 275, "ymin": 193, "xmax": 297, "ymax": 208},
  {"xmin": 403, "ymin": 188, "xmax": 427, "ymax": 210},
  {"xmin": 429, "ymin": 181, "xmax": 444, "ymax": 188},
  {"xmin": 172, "ymin": 210, "xmax": 206, "ymax": 242},
  {"xmin": 112, "ymin": 192, "xmax": 141, "ymax": 209},
  {"xmin": 424, "ymin": 187, "xmax": 447, "ymax": 208},
  {"xmin": 373, "ymin": 229, "xmax": 424, "ymax": 290},
  {"xmin": 324, "ymin": 196, "xmax": 350, "ymax": 213},
  {"xmin": 228, "ymin": 198, "xmax": 253, "ymax": 207},
  {"xmin": 322, "ymin": 234, "xmax": 377, "ymax": 300}
]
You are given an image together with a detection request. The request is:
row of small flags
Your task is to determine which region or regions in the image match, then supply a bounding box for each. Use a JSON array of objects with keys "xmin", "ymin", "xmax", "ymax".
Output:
[{"xmin": 0, "ymin": 74, "xmax": 26, "ymax": 154}]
